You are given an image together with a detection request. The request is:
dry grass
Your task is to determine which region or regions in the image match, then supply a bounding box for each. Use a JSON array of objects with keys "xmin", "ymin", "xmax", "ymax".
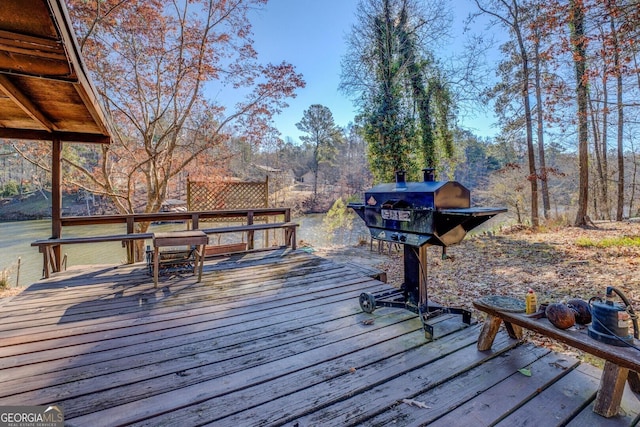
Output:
[{"xmin": 0, "ymin": 282, "xmax": 24, "ymax": 300}]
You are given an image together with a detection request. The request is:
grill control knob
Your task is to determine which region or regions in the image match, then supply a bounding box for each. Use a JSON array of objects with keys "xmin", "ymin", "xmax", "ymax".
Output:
[
  {"xmin": 391, "ymin": 234, "xmax": 399, "ymax": 241},
  {"xmin": 399, "ymin": 235, "xmax": 407, "ymax": 242}
]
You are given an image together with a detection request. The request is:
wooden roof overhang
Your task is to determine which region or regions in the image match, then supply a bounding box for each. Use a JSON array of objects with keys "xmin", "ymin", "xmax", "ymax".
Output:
[
  {"xmin": 0, "ymin": 0, "xmax": 111, "ymax": 142},
  {"xmin": 0, "ymin": 0, "xmax": 112, "ymax": 267}
]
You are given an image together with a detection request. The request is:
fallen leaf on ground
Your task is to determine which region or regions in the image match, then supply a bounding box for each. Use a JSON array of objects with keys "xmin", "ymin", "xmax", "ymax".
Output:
[{"xmin": 518, "ymin": 368, "xmax": 532, "ymax": 376}]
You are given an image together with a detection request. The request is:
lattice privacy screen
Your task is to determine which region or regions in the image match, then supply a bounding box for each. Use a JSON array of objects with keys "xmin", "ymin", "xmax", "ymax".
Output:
[{"xmin": 187, "ymin": 178, "xmax": 269, "ymax": 222}]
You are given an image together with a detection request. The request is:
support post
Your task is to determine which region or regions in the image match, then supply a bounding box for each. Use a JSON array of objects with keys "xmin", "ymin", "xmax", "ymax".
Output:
[{"xmin": 52, "ymin": 137, "xmax": 62, "ymax": 272}]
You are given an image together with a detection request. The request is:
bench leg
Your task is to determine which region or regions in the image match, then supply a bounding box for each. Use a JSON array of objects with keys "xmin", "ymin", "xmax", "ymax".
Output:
[
  {"xmin": 627, "ymin": 370, "xmax": 640, "ymax": 395},
  {"xmin": 196, "ymin": 244, "xmax": 205, "ymax": 282},
  {"xmin": 153, "ymin": 247, "xmax": 159, "ymax": 288},
  {"xmin": 593, "ymin": 361, "xmax": 629, "ymax": 417},
  {"xmin": 247, "ymin": 230, "xmax": 255, "ymax": 250},
  {"xmin": 286, "ymin": 226, "xmax": 297, "ymax": 249},
  {"xmin": 42, "ymin": 247, "xmax": 51, "ymax": 279},
  {"xmin": 504, "ymin": 322, "xmax": 523, "ymax": 340},
  {"xmin": 477, "ymin": 314, "xmax": 502, "ymax": 351}
]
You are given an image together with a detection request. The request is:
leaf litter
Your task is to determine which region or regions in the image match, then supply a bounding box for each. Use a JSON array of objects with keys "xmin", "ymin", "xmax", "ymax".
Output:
[{"xmin": 372, "ymin": 221, "xmax": 640, "ymax": 356}]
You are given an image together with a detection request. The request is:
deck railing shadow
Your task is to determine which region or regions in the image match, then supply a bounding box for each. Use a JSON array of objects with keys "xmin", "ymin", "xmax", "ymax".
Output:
[{"xmin": 56, "ymin": 264, "xmax": 212, "ymax": 324}]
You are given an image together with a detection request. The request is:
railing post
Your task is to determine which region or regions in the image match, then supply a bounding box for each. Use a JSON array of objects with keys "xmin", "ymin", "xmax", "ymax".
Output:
[
  {"xmin": 247, "ymin": 211, "xmax": 254, "ymax": 250},
  {"xmin": 126, "ymin": 216, "xmax": 135, "ymax": 264}
]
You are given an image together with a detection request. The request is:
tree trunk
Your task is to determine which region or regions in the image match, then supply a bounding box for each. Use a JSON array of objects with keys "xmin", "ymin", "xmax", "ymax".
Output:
[
  {"xmin": 533, "ymin": 38, "xmax": 550, "ymax": 220},
  {"xmin": 591, "ymin": 25, "xmax": 609, "ymax": 220},
  {"xmin": 629, "ymin": 145, "xmax": 637, "ymax": 216},
  {"xmin": 611, "ymin": 16, "xmax": 624, "ymax": 221},
  {"xmin": 570, "ymin": 0, "xmax": 589, "ymax": 227},
  {"xmin": 589, "ymin": 87, "xmax": 607, "ymax": 220},
  {"xmin": 515, "ymin": 26, "xmax": 538, "ymax": 228}
]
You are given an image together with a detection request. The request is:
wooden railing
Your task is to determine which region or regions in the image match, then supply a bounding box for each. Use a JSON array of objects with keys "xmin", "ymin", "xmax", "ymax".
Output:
[
  {"xmin": 58, "ymin": 207, "xmax": 291, "ymax": 229},
  {"xmin": 32, "ymin": 208, "xmax": 295, "ymax": 278}
]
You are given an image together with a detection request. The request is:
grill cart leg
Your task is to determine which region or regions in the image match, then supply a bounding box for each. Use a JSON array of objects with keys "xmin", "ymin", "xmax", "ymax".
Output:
[
  {"xmin": 357, "ymin": 244, "xmax": 472, "ymax": 341},
  {"xmin": 359, "ymin": 289, "xmax": 409, "ymax": 313}
]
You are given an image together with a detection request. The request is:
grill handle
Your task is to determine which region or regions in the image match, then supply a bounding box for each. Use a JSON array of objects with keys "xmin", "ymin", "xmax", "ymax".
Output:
[{"xmin": 395, "ymin": 170, "xmax": 407, "ymax": 190}]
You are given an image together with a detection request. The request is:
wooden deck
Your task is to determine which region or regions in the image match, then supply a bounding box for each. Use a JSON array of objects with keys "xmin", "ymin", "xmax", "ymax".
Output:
[{"xmin": 0, "ymin": 249, "xmax": 638, "ymax": 426}]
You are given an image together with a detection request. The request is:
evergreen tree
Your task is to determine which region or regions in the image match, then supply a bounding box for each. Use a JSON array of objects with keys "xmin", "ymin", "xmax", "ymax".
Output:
[{"xmin": 296, "ymin": 105, "xmax": 344, "ymax": 199}]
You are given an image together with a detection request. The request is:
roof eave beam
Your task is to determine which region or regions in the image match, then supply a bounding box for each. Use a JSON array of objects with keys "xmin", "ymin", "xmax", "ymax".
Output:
[
  {"xmin": 0, "ymin": 128, "xmax": 110, "ymax": 143},
  {"xmin": 0, "ymin": 73, "xmax": 57, "ymax": 131}
]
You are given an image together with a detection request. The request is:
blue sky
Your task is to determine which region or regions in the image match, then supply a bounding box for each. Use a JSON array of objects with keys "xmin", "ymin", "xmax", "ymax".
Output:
[
  {"xmin": 247, "ymin": 0, "xmax": 359, "ymax": 142},
  {"xmin": 241, "ymin": 0, "xmax": 497, "ymax": 143}
]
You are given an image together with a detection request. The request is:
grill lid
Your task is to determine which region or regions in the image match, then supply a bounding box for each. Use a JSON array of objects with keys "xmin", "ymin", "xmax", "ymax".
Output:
[{"xmin": 349, "ymin": 170, "xmax": 506, "ymax": 247}]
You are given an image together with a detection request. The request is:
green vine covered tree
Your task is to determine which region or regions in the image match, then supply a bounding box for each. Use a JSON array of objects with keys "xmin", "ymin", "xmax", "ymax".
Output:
[{"xmin": 341, "ymin": 0, "xmax": 455, "ymax": 183}]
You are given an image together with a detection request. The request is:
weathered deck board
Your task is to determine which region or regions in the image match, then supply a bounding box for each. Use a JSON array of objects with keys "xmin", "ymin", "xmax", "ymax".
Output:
[
  {"xmin": 0, "ymin": 253, "xmax": 344, "ymax": 328},
  {"xmin": 360, "ymin": 342, "xmax": 553, "ymax": 427},
  {"xmin": 276, "ymin": 328, "xmax": 515, "ymax": 427},
  {"xmin": 0, "ymin": 249, "xmax": 637, "ymax": 427},
  {"xmin": 430, "ymin": 350, "xmax": 580, "ymax": 426},
  {"xmin": 495, "ymin": 362, "xmax": 600, "ymax": 426},
  {"xmin": 152, "ymin": 318, "xmax": 491, "ymax": 427}
]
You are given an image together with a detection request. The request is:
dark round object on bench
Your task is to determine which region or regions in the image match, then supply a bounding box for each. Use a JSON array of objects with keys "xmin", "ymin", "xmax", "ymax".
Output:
[
  {"xmin": 567, "ymin": 298, "xmax": 592, "ymax": 325},
  {"xmin": 545, "ymin": 303, "xmax": 576, "ymax": 330}
]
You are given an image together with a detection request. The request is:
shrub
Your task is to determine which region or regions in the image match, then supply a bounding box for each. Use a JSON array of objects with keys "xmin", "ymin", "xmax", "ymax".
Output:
[
  {"xmin": 1, "ymin": 180, "xmax": 19, "ymax": 197},
  {"xmin": 0, "ymin": 269, "xmax": 9, "ymax": 290}
]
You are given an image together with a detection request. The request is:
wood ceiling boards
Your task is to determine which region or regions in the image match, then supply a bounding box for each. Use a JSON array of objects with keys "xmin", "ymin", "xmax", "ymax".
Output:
[{"xmin": 0, "ymin": 0, "xmax": 110, "ymax": 143}]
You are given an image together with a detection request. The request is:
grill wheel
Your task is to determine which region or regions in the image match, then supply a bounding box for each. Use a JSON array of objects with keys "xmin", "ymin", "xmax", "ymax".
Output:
[{"xmin": 359, "ymin": 292, "xmax": 376, "ymax": 313}]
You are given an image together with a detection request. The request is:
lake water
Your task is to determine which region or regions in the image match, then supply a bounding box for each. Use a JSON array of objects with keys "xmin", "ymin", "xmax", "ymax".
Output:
[{"xmin": 0, "ymin": 214, "xmax": 371, "ymax": 288}]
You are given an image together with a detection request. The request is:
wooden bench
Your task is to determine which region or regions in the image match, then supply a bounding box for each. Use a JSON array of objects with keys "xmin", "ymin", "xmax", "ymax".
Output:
[
  {"xmin": 201, "ymin": 221, "xmax": 298, "ymax": 251},
  {"xmin": 473, "ymin": 296, "xmax": 640, "ymax": 418},
  {"xmin": 31, "ymin": 233, "xmax": 152, "ymax": 278},
  {"xmin": 31, "ymin": 222, "xmax": 299, "ymax": 279}
]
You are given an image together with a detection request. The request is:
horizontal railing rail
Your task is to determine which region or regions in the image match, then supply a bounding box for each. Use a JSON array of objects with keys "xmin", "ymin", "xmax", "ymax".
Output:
[
  {"xmin": 59, "ymin": 207, "xmax": 292, "ymax": 231},
  {"xmin": 32, "ymin": 208, "xmax": 294, "ymax": 278}
]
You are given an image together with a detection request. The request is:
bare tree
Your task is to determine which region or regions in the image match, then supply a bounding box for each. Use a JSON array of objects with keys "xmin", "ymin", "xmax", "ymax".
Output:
[
  {"xmin": 473, "ymin": 0, "xmax": 539, "ymax": 228},
  {"xmin": 61, "ymin": 0, "xmax": 304, "ymax": 259}
]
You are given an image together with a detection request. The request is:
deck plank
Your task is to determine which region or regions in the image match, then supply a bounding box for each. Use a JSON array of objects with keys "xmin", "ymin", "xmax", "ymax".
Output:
[
  {"xmin": 0, "ymin": 249, "xmax": 636, "ymax": 427},
  {"xmin": 69, "ymin": 317, "xmax": 480, "ymax": 427},
  {"xmin": 428, "ymin": 351, "xmax": 581, "ymax": 426},
  {"xmin": 0, "ymin": 255, "xmax": 378, "ymax": 335},
  {"xmin": 0, "ymin": 288, "xmax": 391, "ymax": 393},
  {"xmin": 256, "ymin": 328, "xmax": 518, "ymax": 427},
  {"xmin": 494, "ymin": 362, "xmax": 600, "ymax": 426},
  {"xmin": 566, "ymin": 367, "xmax": 640, "ymax": 426},
  {"xmin": 0, "ymin": 272, "xmax": 384, "ymax": 353},
  {"xmin": 0, "ymin": 254, "xmax": 345, "ymax": 328},
  {"xmin": 360, "ymin": 342, "xmax": 552, "ymax": 427}
]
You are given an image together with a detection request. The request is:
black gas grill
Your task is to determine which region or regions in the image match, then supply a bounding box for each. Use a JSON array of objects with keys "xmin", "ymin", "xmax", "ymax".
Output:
[{"xmin": 349, "ymin": 169, "xmax": 506, "ymax": 339}]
